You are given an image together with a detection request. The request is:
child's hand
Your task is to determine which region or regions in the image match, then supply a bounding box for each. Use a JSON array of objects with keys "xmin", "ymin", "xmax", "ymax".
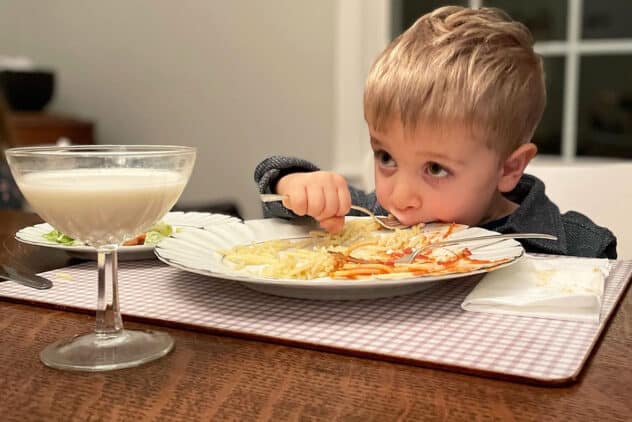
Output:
[{"xmin": 276, "ymin": 171, "xmax": 351, "ymax": 233}]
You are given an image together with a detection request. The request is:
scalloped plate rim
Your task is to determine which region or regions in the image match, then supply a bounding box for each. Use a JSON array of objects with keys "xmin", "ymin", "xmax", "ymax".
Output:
[{"xmin": 14, "ymin": 211, "xmax": 241, "ymax": 259}]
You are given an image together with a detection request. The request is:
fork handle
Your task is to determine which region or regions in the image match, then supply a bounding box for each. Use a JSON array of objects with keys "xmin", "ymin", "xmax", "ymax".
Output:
[
  {"xmin": 260, "ymin": 194, "xmax": 287, "ymax": 203},
  {"xmin": 261, "ymin": 194, "xmax": 371, "ymax": 215},
  {"xmin": 430, "ymin": 233, "xmax": 557, "ymax": 248},
  {"xmin": 402, "ymin": 232, "xmax": 558, "ymax": 264}
]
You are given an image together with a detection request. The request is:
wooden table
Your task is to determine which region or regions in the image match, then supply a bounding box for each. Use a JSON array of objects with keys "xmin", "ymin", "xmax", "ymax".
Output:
[
  {"xmin": 1, "ymin": 211, "xmax": 630, "ymax": 421},
  {"xmin": 5, "ymin": 112, "xmax": 94, "ymax": 146}
]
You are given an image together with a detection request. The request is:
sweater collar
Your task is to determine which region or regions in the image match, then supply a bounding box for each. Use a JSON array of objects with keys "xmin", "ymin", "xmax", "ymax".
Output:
[{"xmin": 491, "ymin": 174, "xmax": 568, "ymax": 255}]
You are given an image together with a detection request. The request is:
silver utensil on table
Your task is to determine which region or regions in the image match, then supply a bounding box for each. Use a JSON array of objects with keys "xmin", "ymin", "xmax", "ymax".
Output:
[{"xmin": 0, "ymin": 264, "xmax": 53, "ymax": 289}]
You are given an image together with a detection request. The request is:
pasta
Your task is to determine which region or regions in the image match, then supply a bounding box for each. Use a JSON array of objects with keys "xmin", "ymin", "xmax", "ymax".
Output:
[{"xmin": 219, "ymin": 219, "xmax": 511, "ymax": 280}]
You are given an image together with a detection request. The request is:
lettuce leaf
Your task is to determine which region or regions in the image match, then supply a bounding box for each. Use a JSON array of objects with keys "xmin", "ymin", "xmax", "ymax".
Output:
[
  {"xmin": 143, "ymin": 221, "xmax": 174, "ymax": 245},
  {"xmin": 42, "ymin": 221, "xmax": 174, "ymax": 246},
  {"xmin": 42, "ymin": 229, "xmax": 75, "ymax": 245}
]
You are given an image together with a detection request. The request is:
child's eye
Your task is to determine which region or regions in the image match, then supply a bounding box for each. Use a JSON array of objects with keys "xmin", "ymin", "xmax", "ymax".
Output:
[
  {"xmin": 425, "ymin": 162, "xmax": 449, "ymax": 178},
  {"xmin": 374, "ymin": 150, "xmax": 396, "ymax": 168}
]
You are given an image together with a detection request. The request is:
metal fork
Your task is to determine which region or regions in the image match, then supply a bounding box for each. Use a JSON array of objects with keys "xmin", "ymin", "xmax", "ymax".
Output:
[
  {"xmin": 259, "ymin": 194, "xmax": 409, "ymax": 230},
  {"xmin": 397, "ymin": 233, "xmax": 558, "ymax": 263}
]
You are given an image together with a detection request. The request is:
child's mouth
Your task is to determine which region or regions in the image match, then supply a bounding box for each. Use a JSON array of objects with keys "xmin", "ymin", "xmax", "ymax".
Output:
[{"xmin": 389, "ymin": 211, "xmax": 437, "ymax": 227}]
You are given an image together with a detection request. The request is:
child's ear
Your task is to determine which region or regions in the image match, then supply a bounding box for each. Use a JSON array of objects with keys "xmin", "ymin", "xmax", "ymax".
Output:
[{"xmin": 498, "ymin": 143, "xmax": 537, "ymax": 192}]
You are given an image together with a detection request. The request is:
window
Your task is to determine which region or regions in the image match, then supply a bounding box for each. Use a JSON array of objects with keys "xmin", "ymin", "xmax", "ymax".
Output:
[{"xmin": 392, "ymin": 0, "xmax": 632, "ymax": 159}]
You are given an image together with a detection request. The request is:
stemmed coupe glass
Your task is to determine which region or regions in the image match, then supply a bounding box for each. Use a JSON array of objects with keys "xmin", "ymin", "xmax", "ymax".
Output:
[{"xmin": 6, "ymin": 145, "xmax": 196, "ymax": 371}]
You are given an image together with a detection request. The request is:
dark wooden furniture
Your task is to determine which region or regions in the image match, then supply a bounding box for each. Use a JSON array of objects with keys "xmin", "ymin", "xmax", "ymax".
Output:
[
  {"xmin": 5, "ymin": 111, "xmax": 94, "ymax": 146},
  {"xmin": 0, "ymin": 211, "xmax": 630, "ymax": 421}
]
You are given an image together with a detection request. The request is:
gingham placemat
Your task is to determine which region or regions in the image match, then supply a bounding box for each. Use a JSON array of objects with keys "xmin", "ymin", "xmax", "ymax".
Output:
[{"xmin": 1, "ymin": 259, "xmax": 630, "ymax": 384}]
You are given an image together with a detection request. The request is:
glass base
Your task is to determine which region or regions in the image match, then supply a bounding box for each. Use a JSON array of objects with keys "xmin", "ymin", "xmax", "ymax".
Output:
[{"xmin": 40, "ymin": 329, "xmax": 174, "ymax": 372}]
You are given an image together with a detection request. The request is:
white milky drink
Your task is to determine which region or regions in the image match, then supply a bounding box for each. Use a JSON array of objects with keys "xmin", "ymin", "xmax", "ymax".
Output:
[{"xmin": 16, "ymin": 168, "xmax": 188, "ymax": 247}]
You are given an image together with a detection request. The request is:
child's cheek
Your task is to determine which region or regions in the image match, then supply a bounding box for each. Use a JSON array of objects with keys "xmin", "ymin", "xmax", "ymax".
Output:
[{"xmin": 373, "ymin": 182, "xmax": 390, "ymax": 210}]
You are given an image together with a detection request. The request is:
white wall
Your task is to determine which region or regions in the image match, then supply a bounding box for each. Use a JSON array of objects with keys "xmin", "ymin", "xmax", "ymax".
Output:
[{"xmin": 0, "ymin": 0, "xmax": 336, "ymax": 218}]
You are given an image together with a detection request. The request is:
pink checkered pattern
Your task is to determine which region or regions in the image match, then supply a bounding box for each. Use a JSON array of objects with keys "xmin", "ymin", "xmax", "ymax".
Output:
[{"xmin": 1, "ymin": 260, "xmax": 630, "ymax": 383}]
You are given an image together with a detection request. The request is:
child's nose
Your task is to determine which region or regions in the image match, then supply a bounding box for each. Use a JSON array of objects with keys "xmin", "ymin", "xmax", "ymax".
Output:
[{"xmin": 391, "ymin": 182, "xmax": 422, "ymax": 211}]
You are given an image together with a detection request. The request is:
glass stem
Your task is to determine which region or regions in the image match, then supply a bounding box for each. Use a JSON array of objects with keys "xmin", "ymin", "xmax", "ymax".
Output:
[{"xmin": 96, "ymin": 245, "xmax": 123, "ymax": 335}]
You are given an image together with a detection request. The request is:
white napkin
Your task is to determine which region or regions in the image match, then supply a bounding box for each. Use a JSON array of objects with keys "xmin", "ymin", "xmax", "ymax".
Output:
[{"xmin": 461, "ymin": 255, "xmax": 611, "ymax": 323}]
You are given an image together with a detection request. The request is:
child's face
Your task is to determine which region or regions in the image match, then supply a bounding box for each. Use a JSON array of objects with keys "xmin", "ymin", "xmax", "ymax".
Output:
[{"xmin": 370, "ymin": 120, "xmax": 512, "ymax": 227}]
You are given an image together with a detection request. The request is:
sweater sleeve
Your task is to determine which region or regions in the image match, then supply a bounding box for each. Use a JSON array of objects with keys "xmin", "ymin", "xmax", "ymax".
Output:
[
  {"xmin": 253, "ymin": 155, "xmax": 387, "ymax": 219},
  {"xmin": 254, "ymin": 155, "xmax": 320, "ymax": 218},
  {"xmin": 562, "ymin": 211, "xmax": 618, "ymax": 259}
]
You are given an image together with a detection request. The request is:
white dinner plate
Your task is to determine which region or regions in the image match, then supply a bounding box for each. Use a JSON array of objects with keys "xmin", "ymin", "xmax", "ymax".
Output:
[
  {"xmin": 155, "ymin": 217, "xmax": 525, "ymax": 300},
  {"xmin": 15, "ymin": 211, "xmax": 241, "ymax": 261}
]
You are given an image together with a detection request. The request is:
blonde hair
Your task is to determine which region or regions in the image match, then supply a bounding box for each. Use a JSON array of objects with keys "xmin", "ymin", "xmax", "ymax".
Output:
[{"xmin": 364, "ymin": 6, "xmax": 546, "ymax": 156}]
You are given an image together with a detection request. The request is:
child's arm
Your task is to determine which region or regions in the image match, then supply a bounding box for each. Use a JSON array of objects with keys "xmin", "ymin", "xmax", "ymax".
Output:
[{"xmin": 254, "ymin": 155, "xmax": 385, "ymax": 232}]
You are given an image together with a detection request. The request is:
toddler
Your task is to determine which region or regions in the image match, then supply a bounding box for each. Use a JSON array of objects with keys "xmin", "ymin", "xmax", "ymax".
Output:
[{"xmin": 255, "ymin": 6, "xmax": 617, "ymax": 258}]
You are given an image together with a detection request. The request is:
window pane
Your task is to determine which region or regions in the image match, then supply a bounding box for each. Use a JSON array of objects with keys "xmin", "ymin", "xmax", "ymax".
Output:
[
  {"xmin": 534, "ymin": 57, "xmax": 564, "ymax": 155},
  {"xmin": 577, "ymin": 55, "xmax": 632, "ymax": 158},
  {"xmin": 583, "ymin": 0, "xmax": 632, "ymax": 39},
  {"xmin": 392, "ymin": 0, "xmax": 467, "ymax": 38},
  {"xmin": 483, "ymin": 0, "xmax": 567, "ymax": 41}
]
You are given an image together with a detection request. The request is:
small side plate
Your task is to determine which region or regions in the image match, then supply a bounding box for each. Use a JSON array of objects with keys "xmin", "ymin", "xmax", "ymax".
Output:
[{"xmin": 15, "ymin": 211, "xmax": 241, "ymax": 261}]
